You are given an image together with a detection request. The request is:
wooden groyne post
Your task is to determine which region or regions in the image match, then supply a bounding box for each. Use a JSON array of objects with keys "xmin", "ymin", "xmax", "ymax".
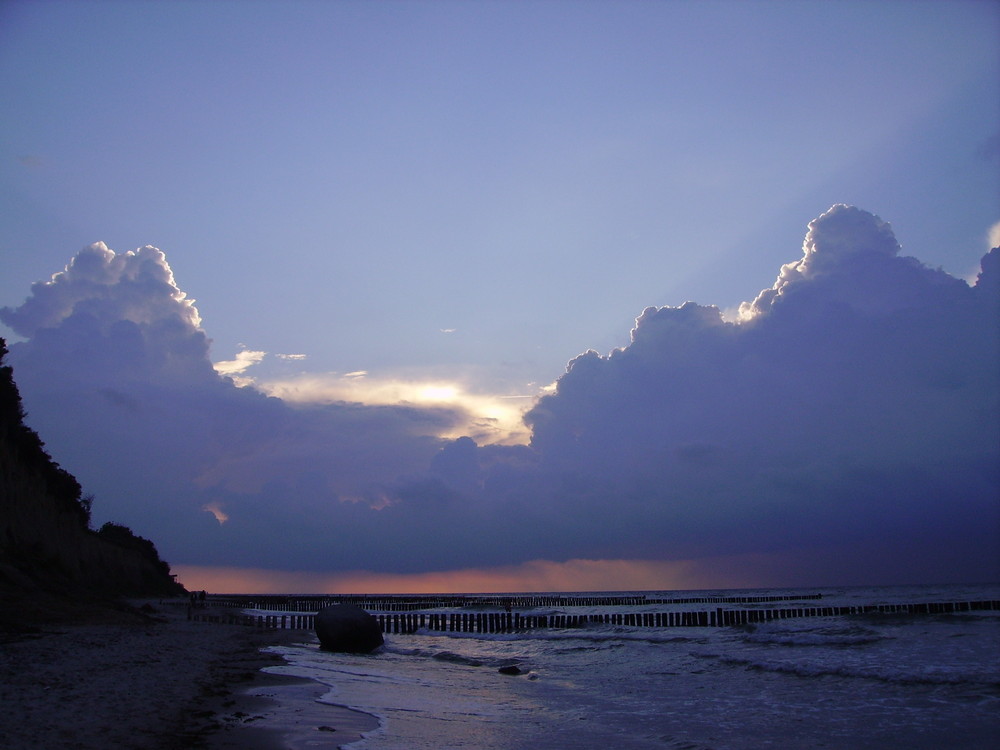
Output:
[{"xmin": 187, "ymin": 598, "xmax": 1000, "ymax": 633}]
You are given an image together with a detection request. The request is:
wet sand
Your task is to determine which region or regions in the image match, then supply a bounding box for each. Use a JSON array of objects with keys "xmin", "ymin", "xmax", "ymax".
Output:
[
  {"xmin": 202, "ymin": 672, "xmax": 380, "ymax": 750},
  {"xmin": 0, "ymin": 598, "xmax": 377, "ymax": 750}
]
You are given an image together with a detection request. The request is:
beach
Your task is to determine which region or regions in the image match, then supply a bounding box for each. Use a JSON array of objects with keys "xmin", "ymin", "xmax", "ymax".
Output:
[
  {"xmin": 4, "ymin": 585, "xmax": 997, "ymax": 749},
  {"xmin": 0, "ymin": 598, "xmax": 377, "ymax": 750}
]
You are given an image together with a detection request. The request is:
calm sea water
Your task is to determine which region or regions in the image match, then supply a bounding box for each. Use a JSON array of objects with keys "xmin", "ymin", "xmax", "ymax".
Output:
[{"xmin": 259, "ymin": 583, "xmax": 1000, "ymax": 749}]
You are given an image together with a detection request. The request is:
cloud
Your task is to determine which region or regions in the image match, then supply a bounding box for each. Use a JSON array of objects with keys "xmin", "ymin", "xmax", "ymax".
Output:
[
  {"xmin": 202, "ymin": 501, "xmax": 229, "ymax": 525},
  {"xmin": 213, "ymin": 348, "xmax": 267, "ymax": 377},
  {"xmin": 740, "ymin": 204, "xmax": 903, "ymax": 319},
  {"xmin": 0, "ymin": 242, "xmax": 214, "ymax": 387},
  {"xmin": 1, "ymin": 242, "xmax": 201, "ymax": 338},
  {"xmin": 1, "ymin": 242, "xmax": 460, "ymax": 570},
  {"xmin": 988, "ymin": 220, "xmax": 1000, "ymax": 250},
  {"xmin": 502, "ymin": 205, "xmax": 999, "ymax": 582},
  {"xmin": 3, "ymin": 209, "xmax": 997, "ymax": 588},
  {"xmin": 258, "ymin": 371, "xmax": 531, "ymax": 444}
]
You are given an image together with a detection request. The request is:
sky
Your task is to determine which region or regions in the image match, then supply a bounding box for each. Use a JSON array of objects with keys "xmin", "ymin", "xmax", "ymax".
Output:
[{"xmin": 1, "ymin": 0, "xmax": 998, "ymax": 593}]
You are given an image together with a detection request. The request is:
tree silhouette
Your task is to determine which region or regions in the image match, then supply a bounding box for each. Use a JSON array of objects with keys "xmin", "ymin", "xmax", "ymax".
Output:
[{"xmin": 0, "ymin": 338, "xmax": 89, "ymax": 525}]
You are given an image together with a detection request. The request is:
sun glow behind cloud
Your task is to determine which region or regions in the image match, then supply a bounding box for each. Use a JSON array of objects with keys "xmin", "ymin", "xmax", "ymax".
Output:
[
  {"xmin": 988, "ymin": 220, "xmax": 1000, "ymax": 250},
  {"xmin": 420, "ymin": 384, "xmax": 458, "ymax": 401},
  {"xmin": 209, "ymin": 349, "xmax": 533, "ymax": 444},
  {"xmin": 259, "ymin": 371, "xmax": 533, "ymax": 445}
]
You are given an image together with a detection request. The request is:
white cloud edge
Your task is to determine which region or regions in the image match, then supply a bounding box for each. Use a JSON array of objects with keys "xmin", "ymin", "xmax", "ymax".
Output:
[
  {"xmin": 988, "ymin": 220, "xmax": 1000, "ymax": 250},
  {"xmin": 213, "ymin": 348, "xmax": 267, "ymax": 375}
]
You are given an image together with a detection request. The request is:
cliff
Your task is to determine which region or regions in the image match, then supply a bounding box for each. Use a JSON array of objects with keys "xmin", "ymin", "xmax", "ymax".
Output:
[{"xmin": 0, "ymin": 338, "xmax": 185, "ymax": 616}]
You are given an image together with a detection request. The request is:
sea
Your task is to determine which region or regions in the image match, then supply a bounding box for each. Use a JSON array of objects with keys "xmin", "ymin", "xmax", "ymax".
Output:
[{"xmin": 253, "ymin": 583, "xmax": 1000, "ymax": 749}]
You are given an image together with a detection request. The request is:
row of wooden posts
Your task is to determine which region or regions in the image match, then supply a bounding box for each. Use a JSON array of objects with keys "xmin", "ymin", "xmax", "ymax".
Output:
[
  {"xmin": 205, "ymin": 591, "xmax": 824, "ymax": 613},
  {"xmin": 188, "ymin": 599, "xmax": 999, "ymax": 634}
]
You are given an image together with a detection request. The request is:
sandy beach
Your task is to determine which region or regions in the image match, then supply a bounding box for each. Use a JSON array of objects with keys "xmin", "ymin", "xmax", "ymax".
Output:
[{"xmin": 0, "ymin": 598, "xmax": 377, "ymax": 750}]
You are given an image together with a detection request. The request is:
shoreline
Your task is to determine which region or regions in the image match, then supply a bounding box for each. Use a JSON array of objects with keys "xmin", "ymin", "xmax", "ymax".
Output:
[
  {"xmin": 0, "ymin": 597, "xmax": 378, "ymax": 750},
  {"xmin": 192, "ymin": 633, "xmax": 381, "ymax": 750},
  {"xmin": 201, "ymin": 670, "xmax": 380, "ymax": 750}
]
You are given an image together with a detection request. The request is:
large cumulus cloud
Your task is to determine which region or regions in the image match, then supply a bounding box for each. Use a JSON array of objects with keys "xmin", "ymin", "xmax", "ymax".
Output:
[
  {"xmin": 3, "ymin": 205, "xmax": 997, "ymax": 585},
  {"xmin": 0, "ymin": 243, "xmax": 461, "ymax": 569},
  {"xmin": 2, "ymin": 242, "xmax": 213, "ymax": 384},
  {"xmin": 431, "ymin": 205, "xmax": 1000, "ymax": 582}
]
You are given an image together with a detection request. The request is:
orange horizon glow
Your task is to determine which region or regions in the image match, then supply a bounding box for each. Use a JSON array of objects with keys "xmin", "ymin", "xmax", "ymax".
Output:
[{"xmin": 170, "ymin": 555, "xmax": 785, "ymax": 595}]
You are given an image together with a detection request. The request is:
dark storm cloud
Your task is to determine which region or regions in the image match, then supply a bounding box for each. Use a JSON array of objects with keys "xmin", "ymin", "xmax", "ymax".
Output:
[
  {"xmin": 431, "ymin": 205, "xmax": 999, "ymax": 581},
  {"xmin": 0, "ymin": 242, "xmax": 461, "ymax": 568},
  {"xmin": 3, "ymin": 206, "xmax": 997, "ymax": 583}
]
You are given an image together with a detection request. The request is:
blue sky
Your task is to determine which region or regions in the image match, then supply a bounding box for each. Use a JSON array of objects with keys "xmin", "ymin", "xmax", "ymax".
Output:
[
  {"xmin": 1, "ymin": 1, "xmax": 997, "ymax": 592},
  {"xmin": 3, "ymin": 0, "xmax": 997, "ymax": 389}
]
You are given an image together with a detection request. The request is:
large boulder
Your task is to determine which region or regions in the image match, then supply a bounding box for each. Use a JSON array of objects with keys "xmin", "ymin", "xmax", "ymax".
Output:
[{"xmin": 315, "ymin": 604, "xmax": 384, "ymax": 653}]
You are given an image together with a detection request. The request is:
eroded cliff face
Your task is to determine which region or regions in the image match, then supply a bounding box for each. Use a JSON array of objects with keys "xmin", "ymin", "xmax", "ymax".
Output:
[{"xmin": 0, "ymin": 340, "xmax": 183, "ymax": 600}]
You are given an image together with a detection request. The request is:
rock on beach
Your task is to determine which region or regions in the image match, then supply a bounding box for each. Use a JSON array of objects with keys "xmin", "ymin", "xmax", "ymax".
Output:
[{"xmin": 315, "ymin": 603, "xmax": 384, "ymax": 653}]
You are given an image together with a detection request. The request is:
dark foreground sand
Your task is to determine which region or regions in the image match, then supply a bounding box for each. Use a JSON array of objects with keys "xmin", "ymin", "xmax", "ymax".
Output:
[{"xmin": 0, "ymin": 598, "xmax": 378, "ymax": 750}]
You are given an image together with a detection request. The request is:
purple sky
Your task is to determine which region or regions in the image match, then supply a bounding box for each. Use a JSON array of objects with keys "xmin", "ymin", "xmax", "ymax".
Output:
[{"xmin": 1, "ymin": 1, "xmax": 997, "ymax": 592}]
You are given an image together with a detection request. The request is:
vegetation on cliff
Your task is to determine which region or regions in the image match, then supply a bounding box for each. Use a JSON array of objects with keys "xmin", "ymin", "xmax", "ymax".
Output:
[
  {"xmin": 0, "ymin": 338, "xmax": 184, "ymax": 603},
  {"xmin": 0, "ymin": 340, "xmax": 89, "ymax": 524}
]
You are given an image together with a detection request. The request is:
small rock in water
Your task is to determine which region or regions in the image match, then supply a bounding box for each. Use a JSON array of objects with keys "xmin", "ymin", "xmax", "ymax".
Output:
[
  {"xmin": 498, "ymin": 665, "xmax": 522, "ymax": 675},
  {"xmin": 318, "ymin": 725, "xmax": 337, "ymax": 732}
]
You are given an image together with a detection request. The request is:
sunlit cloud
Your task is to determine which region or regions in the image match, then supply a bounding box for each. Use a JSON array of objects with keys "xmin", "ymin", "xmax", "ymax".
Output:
[
  {"xmin": 719, "ymin": 305, "xmax": 743, "ymax": 323},
  {"xmin": 201, "ymin": 501, "xmax": 229, "ymax": 525},
  {"xmin": 258, "ymin": 371, "xmax": 533, "ymax": 444},
  {"xmin": 0, "ymin": 241, "xmax": 203, "ymax": 336},
  {"xmin": 213, "ymin": 348, "xmax": 267, "ymax": 376},
  {"xmin": 988, "ymin": 220, "xmax": 1000, "ymax": 250},
  {"xmin": 420, "ymin": 384, "xmax": 458, "ymax": 401},
  {"xmin": 277, "ymin": 353, "xmax": 307, "ymax": 361}
]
